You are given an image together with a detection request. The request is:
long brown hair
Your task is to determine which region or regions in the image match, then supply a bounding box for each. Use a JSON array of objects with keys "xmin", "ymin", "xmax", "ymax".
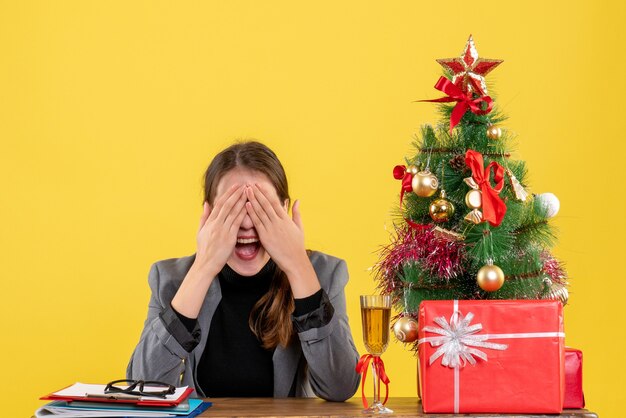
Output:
[{"xmin": 203, "ymin": 141, "xmax": 295, "ymax": 349}]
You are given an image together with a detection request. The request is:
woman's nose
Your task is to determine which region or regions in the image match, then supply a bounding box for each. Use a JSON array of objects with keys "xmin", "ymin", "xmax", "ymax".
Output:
[{"xmin": 240, "ymin": 211, "xmax": 254, "ymax": 229}]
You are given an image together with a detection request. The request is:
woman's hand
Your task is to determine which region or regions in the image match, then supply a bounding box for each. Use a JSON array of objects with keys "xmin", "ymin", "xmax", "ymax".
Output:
[
  {"xmin": 195, "ymin": 184, "xmax": 248, "ymax": 273},
  {"xmin": 171, "ymin": 184, "xmax": 247, "ymax": 318},
  {"xmin": 245, "ymin": 184, "xmax": 321, "ymax": 298}
]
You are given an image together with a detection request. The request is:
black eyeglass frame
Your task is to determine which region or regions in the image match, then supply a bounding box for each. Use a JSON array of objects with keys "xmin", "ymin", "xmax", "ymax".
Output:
[{"xmin": 104, "ymin": 379, "xmax": 176, "ymax": 398}]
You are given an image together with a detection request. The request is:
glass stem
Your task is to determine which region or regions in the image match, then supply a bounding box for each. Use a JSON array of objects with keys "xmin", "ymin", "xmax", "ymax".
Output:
[{"xmin": 371, "ymin": 358, "xmax": 380, "ymax": 405}]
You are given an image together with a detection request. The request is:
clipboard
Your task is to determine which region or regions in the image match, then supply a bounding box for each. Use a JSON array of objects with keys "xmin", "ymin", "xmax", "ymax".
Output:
[{"xmin": 40, "ymin": 382, "xmax": 194, "ymax": 407}]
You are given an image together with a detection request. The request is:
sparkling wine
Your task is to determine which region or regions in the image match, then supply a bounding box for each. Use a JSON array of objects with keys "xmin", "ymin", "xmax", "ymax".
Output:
[{"xmin": 361, "ymin": 306, "xmax": 391, "ymax": 355}]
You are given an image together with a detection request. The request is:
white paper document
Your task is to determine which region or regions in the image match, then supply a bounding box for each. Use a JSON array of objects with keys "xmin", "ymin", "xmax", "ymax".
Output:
[{"xmin": 53, "ymin": 382, "xmax": 189, "ymax": 401}]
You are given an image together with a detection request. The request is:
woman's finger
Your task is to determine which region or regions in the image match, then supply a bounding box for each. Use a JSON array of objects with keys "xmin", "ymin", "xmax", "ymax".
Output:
[
  {"xmin": 208, "ymin": 183, "xmax": 243, "ymax": 221},
  {"xmin": 211, "ymin": 182, "xmax": 240, "ymax": 208},
  {"xmin": 252, "ymin": 183, "xmax": 283, "ymax": 220},
  {"xmin": 292, "ymin": 199, "xmax": 304, "ymax": 231},
  {"xmin": 223, "ymin": 191, "xmax": 248, "ymax": 228},
  {"xmin": 214, "ymin": 185, "xmax": 246, "ymax": 223},
  {"xmin": 258, "ymin": 183, "xmax": 289, "ymax": 218},
  {"xmin": 229, "ymin": 203, "xmax": 248, "ymax": 234},
  {"xmin": 245, "ymin": 201, "xmax": 267, "ymax": 232},
  {"xmin": 246, "ymin": 187, "xmax": 271, "ymax": 227}
]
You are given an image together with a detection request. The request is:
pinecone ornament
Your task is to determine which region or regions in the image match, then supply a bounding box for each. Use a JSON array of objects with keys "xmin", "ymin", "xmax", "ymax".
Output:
[{"xmin": 449, "ymin": 154, "xmax": 467, "ymax": 172}]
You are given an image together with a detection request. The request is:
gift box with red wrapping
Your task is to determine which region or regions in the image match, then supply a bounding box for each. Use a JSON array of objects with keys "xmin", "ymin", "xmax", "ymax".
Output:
[
  {"xmin": 564, "ymin": 347, "xmax": 585, "ymax": 408},
  {"xmin": 418, "ymin": 299, "xmax": 565, "ymax": 414}
]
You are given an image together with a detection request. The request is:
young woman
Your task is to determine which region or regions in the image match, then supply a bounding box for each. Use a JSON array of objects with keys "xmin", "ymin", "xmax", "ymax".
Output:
[{"xmin": 127, "ymin": 141, "xmax": 360, "ymax": 401}]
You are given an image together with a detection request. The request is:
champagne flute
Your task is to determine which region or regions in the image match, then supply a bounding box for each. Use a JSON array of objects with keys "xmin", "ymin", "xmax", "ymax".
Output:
[{"xmin": 360, "ymin": 295, "xmax": 393, "ymax": 414}]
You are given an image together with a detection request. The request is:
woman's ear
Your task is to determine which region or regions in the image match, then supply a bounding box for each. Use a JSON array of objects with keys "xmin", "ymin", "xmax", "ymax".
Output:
[{"xmin": 284, "ymin": 199, "xmax": 290, "ymax": 212}]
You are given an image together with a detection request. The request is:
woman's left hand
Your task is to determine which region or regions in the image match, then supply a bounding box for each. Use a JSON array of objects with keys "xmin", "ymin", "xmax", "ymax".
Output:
[{"xmin": 245, "ymin": 184, "xmax": 321, "ymax": 297}]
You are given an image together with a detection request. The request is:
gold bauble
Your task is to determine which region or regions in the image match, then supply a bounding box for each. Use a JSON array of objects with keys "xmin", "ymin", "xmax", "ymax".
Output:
[
  {"xmin": 429, "ymin": 195, "xmax": 455, "ymax": 223},
  {"xmin": 407, "ymin": 165, "xmax": 419, "ymax": 175},
  {"xmin": 477, "ymin": 263, "xmax": 505, "ymax": 292},
  {"xmin": 465, "ymin": 189, "xmax": 482, "ymax": 209},
  {"xmin": 486, "ymin": 125, "xmax": 502, "ymax": 140},
  {"xmin": 393, "ymin": 316, "xmax": 419, "ymax": 343},
  {"xmin": 412, "ymin": 170, "xmax": 439, "ymax": 197}
]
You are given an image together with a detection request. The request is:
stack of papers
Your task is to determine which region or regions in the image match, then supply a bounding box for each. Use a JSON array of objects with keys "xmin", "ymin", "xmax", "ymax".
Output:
[
  {"xmin": 35, "ymin": 399, "xmax": 210, "ymax": 417},
  {"xmin": 37, "ymin": 383, "xmax": 211, "ymax": 418}
]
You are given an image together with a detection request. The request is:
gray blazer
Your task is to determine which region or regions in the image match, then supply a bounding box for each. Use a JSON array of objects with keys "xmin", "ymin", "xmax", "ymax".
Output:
[{"xmin": 127, "ymin": 251, "xmax": 360, "ymax": 401}]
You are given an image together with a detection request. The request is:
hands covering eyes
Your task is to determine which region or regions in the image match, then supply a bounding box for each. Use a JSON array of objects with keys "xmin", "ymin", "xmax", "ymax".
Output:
[{"xmin": 194, "ymin": 183, "xmax": 305, "ymax": 275}]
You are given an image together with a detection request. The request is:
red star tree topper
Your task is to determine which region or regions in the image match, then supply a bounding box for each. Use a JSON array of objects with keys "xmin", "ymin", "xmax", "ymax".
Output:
[{"xmin": 436, "ymin": 35, "xmax": 503, "ymax": 96}]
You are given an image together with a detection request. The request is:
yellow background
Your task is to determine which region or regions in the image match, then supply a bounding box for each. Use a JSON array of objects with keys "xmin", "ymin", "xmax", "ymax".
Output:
[{"xmin": 1, "ymin": 1, "xmax": 624, "ymax": 417}]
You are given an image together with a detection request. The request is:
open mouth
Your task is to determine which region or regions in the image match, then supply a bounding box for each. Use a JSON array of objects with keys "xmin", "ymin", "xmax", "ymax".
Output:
[{"xmin": 234, "ymin": 237, "xmax": 261, "ymax": 261}]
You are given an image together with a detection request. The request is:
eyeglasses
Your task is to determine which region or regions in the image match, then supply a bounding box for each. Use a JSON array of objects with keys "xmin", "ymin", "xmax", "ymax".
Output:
[{"xmin": 104, "ymin": 379, "xmax": 176, "ymax": 398}]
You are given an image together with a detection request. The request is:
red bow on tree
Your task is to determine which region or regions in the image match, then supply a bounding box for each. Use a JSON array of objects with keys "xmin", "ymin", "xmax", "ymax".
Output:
[
  {"xmin": 420, "ymin": 76, "xmax": 493, "ymax": 134},
  {"xmin": 465, "ymin": 149, "xmax": 507, "ymax": 227},
  {"xmin": 393, "ymin": 165, "xmax": 414, "ymax": 204},
  {"xmin": 356, "ymin": 354, "xmax": 390, "ymax": 409}
]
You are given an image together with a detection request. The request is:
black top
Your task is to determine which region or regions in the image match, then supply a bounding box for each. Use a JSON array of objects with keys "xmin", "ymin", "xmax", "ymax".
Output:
[{"xmin": 173, "ymin": 259, "xmax": 323, "ymax": 397}]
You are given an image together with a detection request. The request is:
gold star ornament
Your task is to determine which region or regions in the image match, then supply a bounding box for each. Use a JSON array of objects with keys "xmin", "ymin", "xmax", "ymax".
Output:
[{"xmin": 436, "ymin": 35, "xmax": 503, "ymax": 96}]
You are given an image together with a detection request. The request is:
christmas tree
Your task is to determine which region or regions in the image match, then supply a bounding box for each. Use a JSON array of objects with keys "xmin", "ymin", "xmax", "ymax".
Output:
[{"xmin": 376, "ymin": 35, "xmax": 568, "ymax": 345}]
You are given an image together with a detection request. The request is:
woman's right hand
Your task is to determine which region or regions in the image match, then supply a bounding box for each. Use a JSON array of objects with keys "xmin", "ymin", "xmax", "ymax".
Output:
[
  {"xmin": 194, "ymin": 184, "xmax": 248, "ymax": 274},
  {"xmin": 171, "ymin": 184, "xmax": 247, "ymax": 318}
]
